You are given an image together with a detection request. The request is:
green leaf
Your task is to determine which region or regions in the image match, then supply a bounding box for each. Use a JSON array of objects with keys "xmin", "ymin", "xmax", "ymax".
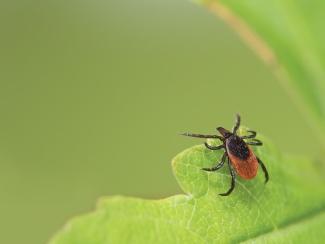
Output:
[
  {"xmin": 194, "ymin": 0, "xmax": 325, "ymax": 145},
  {"xmin": 50, "ymin": 128, "xmax": 325, "ymax": 243}
]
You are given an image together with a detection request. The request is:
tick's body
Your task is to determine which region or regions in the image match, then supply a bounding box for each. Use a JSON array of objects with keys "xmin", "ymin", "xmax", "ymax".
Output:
[
  {"xmin": 226, "ymin": 135, "xmax": 258, "ymax": 180},
  {"xmin": 181, "ymin": 114, "xmax": 268, "ymax": 196}
]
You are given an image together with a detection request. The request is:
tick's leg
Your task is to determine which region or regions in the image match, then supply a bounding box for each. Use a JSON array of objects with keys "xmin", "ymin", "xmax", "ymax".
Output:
[
  {"xmin": 246, "ymin": 139, "xmax": 262, "ymax": 146},
  {"xmin": 204, "ymin": 142, "xmax": 224, "ymax": 150},
  {"xmin": 219, "ymin": 158, "xmax": 235, "ymax": 196},
  {"xmin": 180, "ymin": 133, "xmax": 223, "ymax": 140},
  {"xmin": 232, "ymin": 113, "xmax": 241, "ymax": 134},
  {"xmin": 202, "ymin": 152, "xmax": 227, "ymax": 171},
  {"xmin": 241, "ymin": 130, "xmax": 256, "ymax": 139},
  {"xmin": 257, "ymin": 156, "xmax": 269, "ymax": 183}
]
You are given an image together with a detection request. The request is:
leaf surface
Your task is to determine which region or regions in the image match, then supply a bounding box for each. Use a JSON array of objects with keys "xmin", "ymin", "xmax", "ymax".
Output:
[{"xmin": 51, "ymin": 128, "xmax": 325, "ymax": 243}]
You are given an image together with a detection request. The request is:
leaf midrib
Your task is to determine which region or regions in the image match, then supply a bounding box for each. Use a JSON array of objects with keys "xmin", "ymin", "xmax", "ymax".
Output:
[{"xmin": 240, "ymin": 205, "xmax": 325, "ymax": 243}]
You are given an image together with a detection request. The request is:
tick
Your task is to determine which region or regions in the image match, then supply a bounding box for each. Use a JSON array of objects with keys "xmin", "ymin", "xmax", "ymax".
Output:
[{"xmin": 181, "ymin": 114, "xmax": 269, "ymax": 196}]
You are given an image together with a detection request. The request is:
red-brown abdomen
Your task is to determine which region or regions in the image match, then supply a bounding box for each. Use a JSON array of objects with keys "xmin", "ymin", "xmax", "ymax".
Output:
[{"xmin": 226, "ymin": 137, "xmax": 258, "ymax": 179}]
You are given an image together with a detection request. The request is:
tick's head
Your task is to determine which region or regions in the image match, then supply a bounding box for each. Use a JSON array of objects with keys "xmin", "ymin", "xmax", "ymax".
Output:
[{"xmin": 217, "ymin": 127, "xmax": 232, "ymax": 138}]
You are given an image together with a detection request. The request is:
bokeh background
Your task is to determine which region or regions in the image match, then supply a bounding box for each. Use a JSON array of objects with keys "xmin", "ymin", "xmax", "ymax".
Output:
[{"xmin": 0, "ymin": 0, "xmax": 320, "ymax": 243}]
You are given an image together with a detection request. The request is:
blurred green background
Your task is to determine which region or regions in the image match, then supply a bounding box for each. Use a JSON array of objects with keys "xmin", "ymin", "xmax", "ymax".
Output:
[{"xmin": 0, "ymin": 0, "xmax": 320, "ymax": 243}]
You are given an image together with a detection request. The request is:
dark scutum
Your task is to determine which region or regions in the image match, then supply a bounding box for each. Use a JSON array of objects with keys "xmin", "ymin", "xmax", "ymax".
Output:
[{"xmin": 227, "ymin": 135, "xmax": 250, "ymax": 160}]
